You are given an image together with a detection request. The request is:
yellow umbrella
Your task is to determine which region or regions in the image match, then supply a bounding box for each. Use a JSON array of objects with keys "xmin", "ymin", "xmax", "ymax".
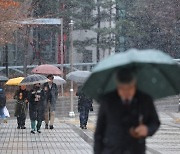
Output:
[{"xmin": 6, "ymin": 77, "xmax": 24, "ymax": 86}]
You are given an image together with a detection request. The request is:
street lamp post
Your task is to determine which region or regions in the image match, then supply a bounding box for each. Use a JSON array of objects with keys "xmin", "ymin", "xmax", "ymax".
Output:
[
  {"xmin": 60, "ymin": 18, "xmax": 64, "ymax": 96},
  {"xmin": 69, "ymin": 20, "xmax": 75, "ymax": 117}
]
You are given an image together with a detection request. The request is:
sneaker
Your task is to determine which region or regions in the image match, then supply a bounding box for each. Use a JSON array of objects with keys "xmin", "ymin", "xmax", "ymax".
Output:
[
  {"xmin": 81, "ymin": 125, "xmax": 85, "ymax": 129},
  {"xmin": 49, "ymin": 125, "xmax": 54, "ymax": 129},
  {"xmin": 3, "ymin": 119, "xmax": 7, "ymax": 123},
  {"xmin": 37, "ymin": 130, "xmax": 41, "ymax": 133},
  {"xmin": 21, "ymin": 126, "xmax": 26, "ymax": 129},
  {"xmin": 81, "ymin": 125, "xmax": 87, "ymax": 129},
  {"xmin": 45, "ymin": 124, "xmax": 48, "ymax": 129},
  {"xmin": 17, "ymin": 126, "xmax": 21, "ymax": 129},
  {"xmin": 31, "ymin": 130, "xmax": 36, "ymax": 134}
]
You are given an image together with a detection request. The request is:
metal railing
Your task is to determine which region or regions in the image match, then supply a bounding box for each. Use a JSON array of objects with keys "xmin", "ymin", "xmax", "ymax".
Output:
[
  {"xmin": 0, "ymin": 63, "xmax": 97, "ymax": 74},
  {"xmin": 0, "ymin": 59, "xmax": 179, "ymax": 75}
]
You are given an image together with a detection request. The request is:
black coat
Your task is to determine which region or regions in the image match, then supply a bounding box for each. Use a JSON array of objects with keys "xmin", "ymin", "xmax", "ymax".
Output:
[
  {"xmin": 43, "ymin": 82, "xmax": 58, "ymax": 111},
  {"xmin": 94, "ymin": 90, "xmax": 160, "ymax": 154},
  {"xmin": 76, "ymin": 86, "xmax": 93, "ymax": 109},
  {"xmin": 28, "ymin": 88, "xmax": 45, "ymax": 121},
  {"xmin": 14, "ymin": 89, "xmax": 29, "ymax": 117}
]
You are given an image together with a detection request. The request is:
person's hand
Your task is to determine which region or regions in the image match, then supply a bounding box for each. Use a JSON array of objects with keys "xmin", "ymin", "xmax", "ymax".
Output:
[
  {"xmin": 130, "ymin": 124, "xmax": 148, "ymax": 139},
  {"xmin": 130, "ymin": 128, "xmax": 139, "ymax": 138},
  {"xmin": 135, "ymin": 124, "xmax": 148, "ymax": 137},
  {"xmin": 25, "ymin": 99, "xmax": 28, "ymax": 103},
  {"xmin": 44, "ymin": 87, "xmax": 48, "ymax": 91}
]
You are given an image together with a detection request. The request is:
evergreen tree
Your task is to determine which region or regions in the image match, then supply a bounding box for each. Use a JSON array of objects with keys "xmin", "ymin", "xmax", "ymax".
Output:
[
  {"xmin": 59, "ymin": 0, "xmax": 97, "ymax": 62},
  {"xmin": 95, "ymin": 0, "xmax": 116, "ymax": 59}
]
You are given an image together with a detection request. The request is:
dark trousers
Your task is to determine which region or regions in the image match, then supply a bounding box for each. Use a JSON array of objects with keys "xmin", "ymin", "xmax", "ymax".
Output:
[
  {"xmin": 79, "ymin": 106, "xmax": 89, "ymax": 126},
  {"xmin": 17, "ymin": 113, "xmax": 26, "ymax": 127}
]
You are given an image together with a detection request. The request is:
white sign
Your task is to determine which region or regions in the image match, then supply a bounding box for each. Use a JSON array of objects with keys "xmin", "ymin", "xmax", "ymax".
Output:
[{"xmin": 16, "ymin": 18, "xmax": 62, "ymax": 25}]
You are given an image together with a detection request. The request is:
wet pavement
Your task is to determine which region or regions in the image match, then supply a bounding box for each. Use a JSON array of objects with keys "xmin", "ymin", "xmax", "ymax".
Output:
[
  {"xmin": 0, "ymin": 118, "xmax": 92, "ymax": 154},
  {"xmin": 146, "ymin": 112, "xmax": 180, "ymax": 154},
  {"xmin": 0, "ymin": 111, "xmax": 180, "ymax": 154},
  {"xmin": 64, "ymin": 112, "xmax": 180, "ymax": 154}
]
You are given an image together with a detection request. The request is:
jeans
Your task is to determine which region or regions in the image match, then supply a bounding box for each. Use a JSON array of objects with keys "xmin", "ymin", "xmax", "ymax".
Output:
[
  {"xmin": 79, "ymin": 106, "xmax": 89, "ymax": 126},
  {"xmin": 31, "ymin": 120, "xmax": 42, "ymax": 131}
]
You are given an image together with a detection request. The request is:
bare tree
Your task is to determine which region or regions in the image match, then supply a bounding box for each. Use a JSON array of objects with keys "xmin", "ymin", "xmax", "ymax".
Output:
[{"xmin": 0, "ymin": 0, "xmax": 31, "ymax": 45}]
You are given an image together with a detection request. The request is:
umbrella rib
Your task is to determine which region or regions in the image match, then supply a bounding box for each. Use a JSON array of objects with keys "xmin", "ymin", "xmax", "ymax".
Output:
[
  {"xmin": 151, "ymin": 64, "xmax": 179, "ymax": 94},
  {"xmin": 99, "ymin": 71, "xmax": 115, "ymax": 95}
]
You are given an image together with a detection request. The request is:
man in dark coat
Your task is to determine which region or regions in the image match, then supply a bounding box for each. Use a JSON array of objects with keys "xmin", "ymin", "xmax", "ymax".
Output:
[
  {"xmin": 14, "ymin": 86, "xmax": 28, "ymax": 129},
  {"xmin": 77, "ymin": 86, "xmax": 93, "ymax": 129},
  {"xmin": 94, "ymin": 69, "xmax": 160, "ymax": 154},
  {"xmin": 43, "ymin": 74, "xmax": 58, "ymax": 129},
  {"xmin": 29, "ymin": 83, "xmax": 45, "ymax": 134}
]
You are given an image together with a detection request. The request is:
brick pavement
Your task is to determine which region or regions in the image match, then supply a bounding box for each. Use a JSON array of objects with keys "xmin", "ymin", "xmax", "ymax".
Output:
[
  {"xmin": 66, "ymin": 112, "xmax": 180, "ymax": 154},
  {"xmin": 0, "ymin": 118, "xmax": 92, "ymax": 154},
  {"xmin": 0, "ymin": 112, "xmax": 180, "ymax": 154},
  {"xmin": 146, "ymin": 112, "xmax": 180, "ymax": 154}
]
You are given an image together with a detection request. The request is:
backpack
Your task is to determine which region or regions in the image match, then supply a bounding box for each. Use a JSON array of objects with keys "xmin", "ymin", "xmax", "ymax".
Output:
[{"xmin": 0, "ymin": 88, "xmax": 6, "ymax": 108}]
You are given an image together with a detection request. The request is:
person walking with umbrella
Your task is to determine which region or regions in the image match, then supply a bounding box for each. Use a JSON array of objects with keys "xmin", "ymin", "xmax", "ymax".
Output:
[
  {"xmin": 14, "ymin": 86, "xmax": 28, "ymax": 129},
  {"xmin": 76, "ymin": 85, "xmax": 93, "ymax": 129},
  {"xmin": 29, "ymin": 83, "xmax": 45, "ymax": 134},
  {"xmin": 82, "ymin": 49, "xmax": 180, "ymax": 154},
  {"xmin": 94, "ymin": 70, "xmax": 160, "ymax": 154},
  {"xmin": 43, "ymin": 74, "xmax": 58, "ymax": 129}
]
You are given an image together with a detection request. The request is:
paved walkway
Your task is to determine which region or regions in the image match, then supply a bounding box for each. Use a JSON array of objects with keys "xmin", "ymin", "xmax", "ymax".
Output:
[
  {"xmin": 66, "ymin": 112, "xmax": 180, "ymax": 154},
  {"xmin": 147, "ymin": 112, "xmax": 180, "ymax": 154},
  {"xmin": 0, "ymin": 119, "xmax": 92, "ymax": 154},
  {"xmin": 0, "ymin": 112, "xmax": 180, "ymax": 154}
]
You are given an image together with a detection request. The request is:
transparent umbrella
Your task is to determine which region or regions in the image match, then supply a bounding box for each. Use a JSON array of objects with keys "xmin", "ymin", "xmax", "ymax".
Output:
[
  {"xmin": 19, "ymin": 74, "xmax": 49, "ymax": 85},
  {"xmin": 66, "ymin": 71, "xmax": 91, "ymax": 83},
  {"xmin": 53, "ymin": 76, "xmax": 66, "ymax": 85}
]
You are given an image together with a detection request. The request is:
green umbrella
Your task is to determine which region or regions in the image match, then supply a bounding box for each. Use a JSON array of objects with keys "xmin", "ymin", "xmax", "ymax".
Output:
[{"xmin": 83, "ymin": 49, "xmax": 180, "ymax": 101}]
